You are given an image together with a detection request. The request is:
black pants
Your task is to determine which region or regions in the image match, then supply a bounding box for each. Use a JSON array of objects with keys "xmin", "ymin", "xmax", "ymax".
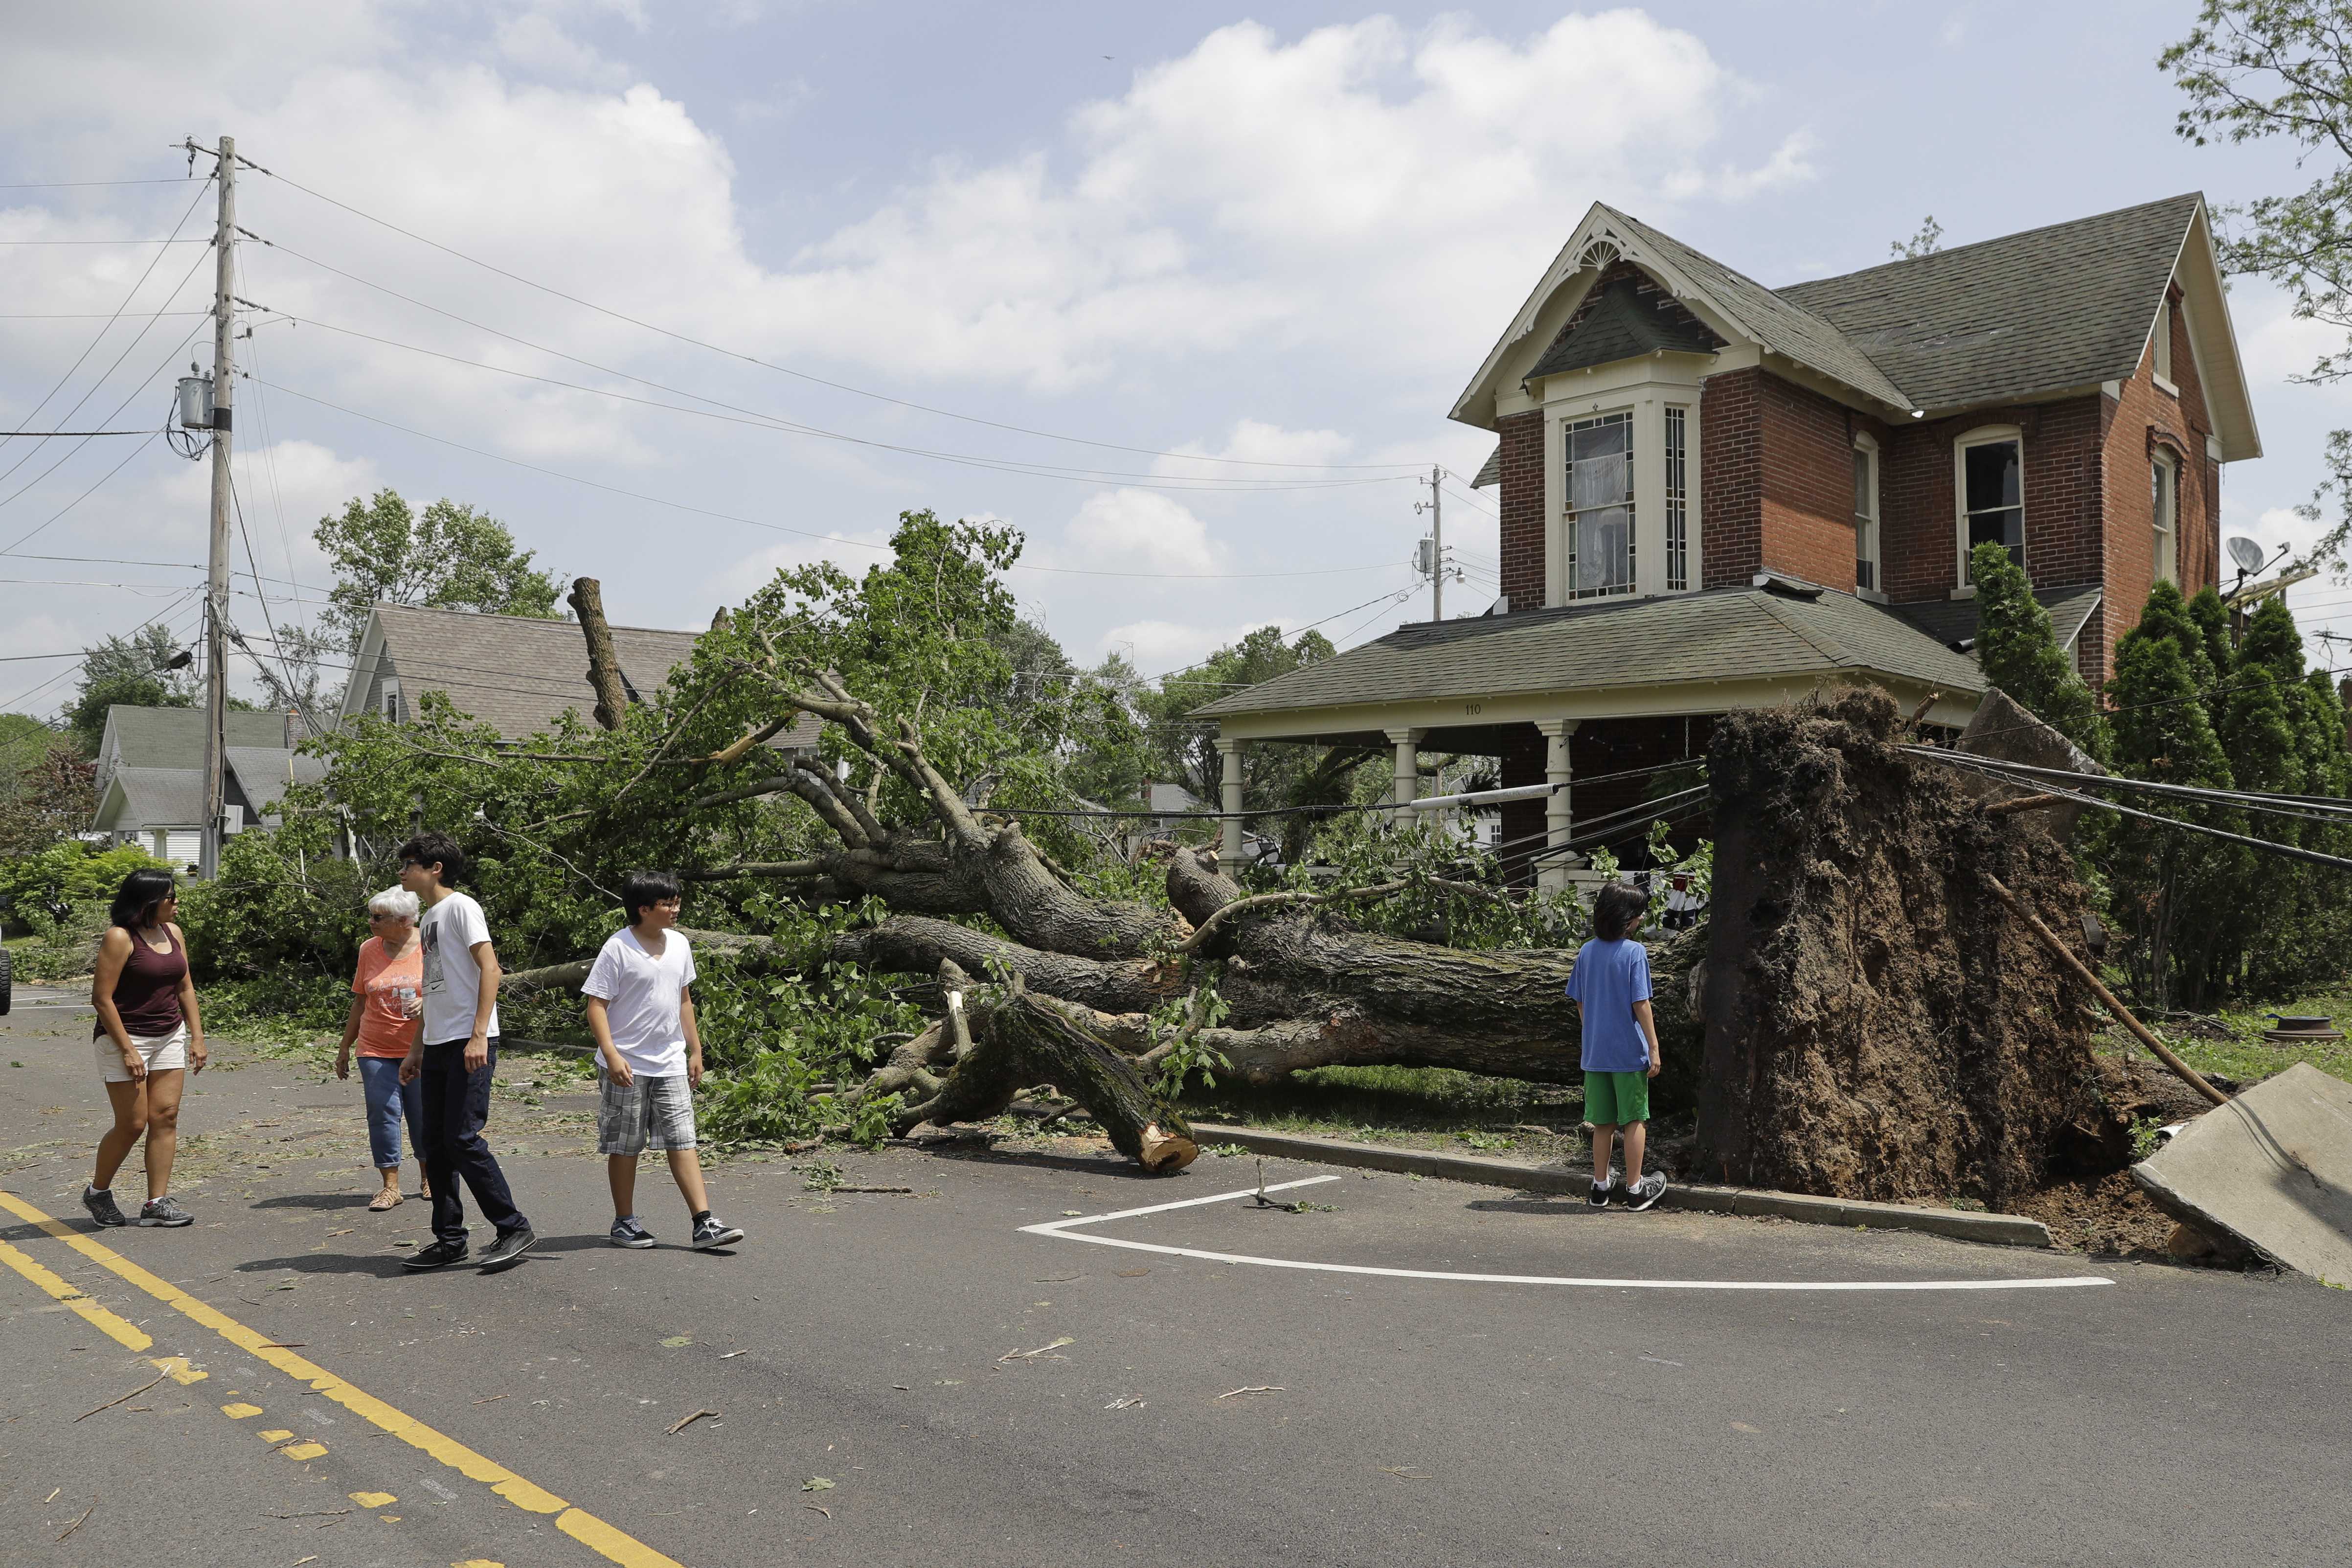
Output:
[{"xmin": 418, "ymin": 1037, "xmax": 527, "ymax": 1246}]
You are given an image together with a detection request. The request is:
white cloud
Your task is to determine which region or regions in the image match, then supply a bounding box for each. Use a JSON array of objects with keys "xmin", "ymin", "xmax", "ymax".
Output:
[
  {"xmin": 1058, "ymin": 487, "xmax": 1224, "ymax": 576},
  {"xmin": 1151, "ymin": 419, "xmax": 1356, "ymax": 479},
  {"xmin": 1097, "ymin": 616, "xmax": 1262, "ymax": 671}
]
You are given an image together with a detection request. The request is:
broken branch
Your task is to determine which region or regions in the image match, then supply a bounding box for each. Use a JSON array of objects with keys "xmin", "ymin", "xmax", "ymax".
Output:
[{"xmin": 1984, "ymin": 873, "xmax": 2228, "ymax": 1108}]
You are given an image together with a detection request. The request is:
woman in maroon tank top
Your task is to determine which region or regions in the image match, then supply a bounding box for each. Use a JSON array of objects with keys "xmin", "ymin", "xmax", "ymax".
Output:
[{"xmin": 85, "ymin": 868, "xmax": 206, "ymax": 1228}]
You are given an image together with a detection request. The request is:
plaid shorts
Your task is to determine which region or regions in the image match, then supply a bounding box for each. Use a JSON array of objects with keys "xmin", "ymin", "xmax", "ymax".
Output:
[{"xmin": 596, "ymin": 1071, "xmax": 697, "ymax": 1155}]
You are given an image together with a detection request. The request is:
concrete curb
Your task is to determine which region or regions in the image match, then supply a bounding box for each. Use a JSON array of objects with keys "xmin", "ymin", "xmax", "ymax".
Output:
[{"xmin": 1190, "ymin": 1123, "xmax": 2053, "ymax": 1250}]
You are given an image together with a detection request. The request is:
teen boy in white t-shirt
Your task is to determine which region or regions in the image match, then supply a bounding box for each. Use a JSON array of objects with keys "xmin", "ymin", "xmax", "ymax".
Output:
[
  {"xmin": 394, "ymin": 831, "xmax": 536, "ymax": 1272},
  {"xmin": 583, "ymin": 871, "xmax": 744, "ymax": 1251}
]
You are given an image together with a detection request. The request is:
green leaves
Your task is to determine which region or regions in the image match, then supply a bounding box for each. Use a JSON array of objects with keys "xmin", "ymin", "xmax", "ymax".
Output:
[
  {"xmin": 314, "ymin": 489, "xmax": 563, "ymax": 654},
  {"xmin": 1971, "ymin": 541, "xmax": 2111, "ymax": 761}
]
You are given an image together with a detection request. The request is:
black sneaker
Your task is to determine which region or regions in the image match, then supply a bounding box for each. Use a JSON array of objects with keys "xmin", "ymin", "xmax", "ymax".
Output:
[
  {"xmin": 1586, "ymin": 1177, "xmax": 1613, "ymax": 1209},
  {"xmin": 138, "ymin": 1196, "xmax": 193, "ymax": 1227},
  {"xmin": 610, "ymin": 1216, "xmax": 655, "ymax": 1249},
  {"xmin": 402, "ymin": 1239, "xmax": 471, "ymax": 1271},
  {"xmin": 691, "ymin": 1215, "xmax": 745, "ymax": 1251},
  {"xmin": 479, "ymin": 1224, "xmax": 538, "ymax": 1271},
  {"xmin": 1624, "ymin": 1172, "xmax": 1667, "ymax": 1212},
  {"xmin": 83, "ymin": 1185, "xmax": 128, "ymax": 1227}
]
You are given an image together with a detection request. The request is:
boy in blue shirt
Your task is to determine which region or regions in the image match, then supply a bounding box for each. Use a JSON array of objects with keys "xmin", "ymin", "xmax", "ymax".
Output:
[{"xmin": 1563, "ymin": 880, "xmax": 1666, "ymax": 1211}]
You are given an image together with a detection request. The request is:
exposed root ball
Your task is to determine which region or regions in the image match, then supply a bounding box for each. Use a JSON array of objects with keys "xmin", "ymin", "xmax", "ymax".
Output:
[{"xmin": 1696, "ymin": 686, "xmax": 2128, "ymax": 1205}]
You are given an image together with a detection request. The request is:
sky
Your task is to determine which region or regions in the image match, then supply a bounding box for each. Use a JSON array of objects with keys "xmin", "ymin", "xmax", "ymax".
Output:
[{"xmin": 4, "ymin": 0, "xmax": 2352, "ymax": 722}]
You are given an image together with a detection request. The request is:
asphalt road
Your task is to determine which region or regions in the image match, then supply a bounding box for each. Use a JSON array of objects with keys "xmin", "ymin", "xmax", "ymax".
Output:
[{"xmin": 3, "ymin": 988, "xmax": 2349, "ymax": 1568}]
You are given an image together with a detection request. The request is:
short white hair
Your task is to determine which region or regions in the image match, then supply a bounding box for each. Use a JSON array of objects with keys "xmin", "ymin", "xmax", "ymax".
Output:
[{"xmin": 367, "ymin": 886, "xmax": 420, "ymax": 923}]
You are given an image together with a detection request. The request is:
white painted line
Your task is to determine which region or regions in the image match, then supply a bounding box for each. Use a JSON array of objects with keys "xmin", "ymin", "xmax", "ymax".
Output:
[{"xmin": 1022, "ymin": 1179, "xmax": 2115, "ymax": 1293}]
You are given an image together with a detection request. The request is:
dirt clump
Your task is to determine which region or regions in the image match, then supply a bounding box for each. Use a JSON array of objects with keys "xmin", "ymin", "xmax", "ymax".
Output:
[{"xmin": 1696, "ymin": 686, "xmax": 2131, "ymax": 1209}]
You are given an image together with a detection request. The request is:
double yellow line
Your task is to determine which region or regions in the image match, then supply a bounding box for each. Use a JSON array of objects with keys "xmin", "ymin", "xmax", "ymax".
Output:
[{"xmin": 0, "ymin": 1188, "xmax": 683, "ymax": 1568}]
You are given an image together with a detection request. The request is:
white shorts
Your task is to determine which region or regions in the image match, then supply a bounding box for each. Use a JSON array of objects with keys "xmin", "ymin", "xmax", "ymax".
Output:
[{"xmin": 97, "ymin": 1023, "xmax": 187, "ymax": 1083}]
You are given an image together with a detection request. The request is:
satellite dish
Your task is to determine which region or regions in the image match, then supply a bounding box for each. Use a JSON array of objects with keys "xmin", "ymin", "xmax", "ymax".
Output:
[{"xmin": 2227, "ymin": 536, "xmax": 2266, "ymax": 575}]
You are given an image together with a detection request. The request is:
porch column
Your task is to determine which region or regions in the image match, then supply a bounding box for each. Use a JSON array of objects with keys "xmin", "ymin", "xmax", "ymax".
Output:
[
  {"xmin": 1385, "ymin": 727, "xmax": 1426, "ymax": 811},
  {"xmin": 1216, "ymin": 736, "xmax": 1247, "ymax": 866},
  {"xmin": 1536, "ymin": 718, "xmax": 1579, "ymax": 894}
]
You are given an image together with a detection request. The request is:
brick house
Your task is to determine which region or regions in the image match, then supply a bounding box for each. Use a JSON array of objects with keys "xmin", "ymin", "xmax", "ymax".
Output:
[{"xmin": 1195, "ymin": 195, "xmax": 2260, "ymax": 886}]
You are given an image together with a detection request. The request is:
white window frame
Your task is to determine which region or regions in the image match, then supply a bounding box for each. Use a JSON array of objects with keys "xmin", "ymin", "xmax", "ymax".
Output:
[
  {"xmin": 2152, "ymin": 293, "xmax": 2177, "ymax": 395},
  {"xmin": 2151, "ymin": 448, "xmax": 2179, "ymax": 585},
  {"xmin": 1953, "ymin": 424, "xmax": 2025, "ymax": 595},
  {"xmin": 380, "ymin": 677, "xmax": 402, "ymax": 723},
  {"xmin": 1560, "ymin": 407, "xmax": 1637, "ymax": 601},
  {"xmin": 1664, "ymin": 405, "xmax": 1691, "ymax": 592},
  {"xmin": 1537, "ymin": 371, "xmax": 1702, "ymax": 607},
  {"xmin": 1852, "ymin": 431, "xmax": 1882, "ymax": 600}
]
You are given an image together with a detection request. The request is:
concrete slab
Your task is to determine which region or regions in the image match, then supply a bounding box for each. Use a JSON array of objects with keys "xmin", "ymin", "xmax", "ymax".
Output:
[{"xmin": 2133, "ymin": 1063, "xmax": 2352, "ymax": 1283}]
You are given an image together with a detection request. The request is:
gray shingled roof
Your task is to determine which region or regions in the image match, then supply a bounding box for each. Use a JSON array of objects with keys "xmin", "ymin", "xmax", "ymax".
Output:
[
  {"xmin": 1886, "ymin": 583, "xmax": 2105, "ymax": 653},
  {"xmin": 366, "ymin": 603, "xmax": 823, "ymax": 747},
  {"xmin": 1193, "ymin": 586, "xmax": 1985, "ymax": 720},
  {"xmin": 107, "ymin": 704, "xmax": 292, "ymax": 769},
  {"xmin": 1778, "ymin": 195, "xmax": 2198, "ymax": 412},
  {"xmin": 1470, "ymin": 445, "xmax": 1500, "ymax": 488},
  {"xmin": 97, "ymin": 766, "xmax": 204, "ymax": 829},
  {"xmin": 1601, "ymin": 206, "xmax": 1915, "ymax": 411},
  {"xmin": 225, "ymin": 748, "xmax": 328, "ymax": 817},
  {"xmin": 1523, "ymin": 276, "xmax": 1721, "ymax": 383}
]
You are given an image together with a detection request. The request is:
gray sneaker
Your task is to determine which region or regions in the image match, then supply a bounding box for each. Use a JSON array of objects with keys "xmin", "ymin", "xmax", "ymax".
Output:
[
  {"xmin": 691, "ymin": 1215, "xmax": 745, "ymax": 1251},
  {"xmin": 610, "ymin": 1216, "xmax": 655, "ymax": 1249},
  {"xmin": 1623, "ymin": 1172, "xmax": 1667, "ymax": 1213},
  {"xmin": 83, "ymin": 1185, "xmax": 128, "ymax": 1227},
  {"xmin": 137, "ymin": 1195, "xmax": 193, "ymax": 1227}
]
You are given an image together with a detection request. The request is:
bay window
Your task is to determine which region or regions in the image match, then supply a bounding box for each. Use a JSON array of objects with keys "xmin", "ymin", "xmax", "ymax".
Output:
[{"xmin": 1564, "ymin": 409, "xmax": 1635, "ymax": 599}]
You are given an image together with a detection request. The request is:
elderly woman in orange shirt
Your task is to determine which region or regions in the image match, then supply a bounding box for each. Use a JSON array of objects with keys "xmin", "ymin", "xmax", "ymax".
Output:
[{"xmin": 336, "ymin": 886, "xmax": 429, "ymax": 1211}]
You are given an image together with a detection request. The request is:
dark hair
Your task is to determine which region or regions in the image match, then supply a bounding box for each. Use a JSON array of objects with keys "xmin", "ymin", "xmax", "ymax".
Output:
[
  {"xmin": 622, "ymin": 870, "xmax": 683, "ymax": 925},
  {"xmin": 109, "ymin": 868, "xmax": 180, "ymax": 932},
  {"xmin": 395, "ymin": 830, "xmax": 468, "ymax": 888},
  {"xmin": 1590, "ymin": 881, "xmax": 1649, "ymax": 943}
]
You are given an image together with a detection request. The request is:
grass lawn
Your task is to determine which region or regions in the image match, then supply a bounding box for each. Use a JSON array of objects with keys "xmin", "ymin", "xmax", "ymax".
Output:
[{"xmin": 2124, "ymin": 986, "xmax": 2352, "ymax": 1090}]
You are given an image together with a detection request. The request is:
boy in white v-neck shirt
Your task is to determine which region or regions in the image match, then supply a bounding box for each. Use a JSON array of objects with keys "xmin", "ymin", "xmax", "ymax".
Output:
[{"xmin": 582, "ymin": 871, "xmax": 744, "ymax": 1252}]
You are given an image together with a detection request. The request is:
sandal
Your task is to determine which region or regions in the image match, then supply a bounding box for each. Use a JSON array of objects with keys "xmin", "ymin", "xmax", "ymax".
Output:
[{"xmin": 368, "ymin": 1188, "xmax": 403, "ymax": 1212}]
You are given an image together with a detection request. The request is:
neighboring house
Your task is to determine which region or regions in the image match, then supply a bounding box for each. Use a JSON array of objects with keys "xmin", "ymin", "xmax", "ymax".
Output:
[
  {"xmin": 336, "ymin": 602, "xmax": 822, "ymax": 751},
  {"xmin": 1197, "ymin": 195, "xmax": 2258, "ymax": 886},
  {"xmin": 90, "ymin": 705, "xmax": 324, "ymax": 869}
]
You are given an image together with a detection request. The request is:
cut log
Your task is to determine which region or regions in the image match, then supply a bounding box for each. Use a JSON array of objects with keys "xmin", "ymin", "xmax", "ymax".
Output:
[
  {"xmin": 567, "ymin": 576, "xmax": 630, "ymax": 732},
  {"xmin": 897, "ymin": 989, "xmax": 1198, "ymax": 1174}
]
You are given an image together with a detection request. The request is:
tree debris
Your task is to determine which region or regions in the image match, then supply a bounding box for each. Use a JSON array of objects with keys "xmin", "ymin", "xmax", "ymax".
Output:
[
  {"xmin": 666, "ymin": 1409, "xmax": 719, "ymax": 1434},
  {"xmin": 998, "ymin": 1336, "xmax": 1075, "ymax": 1363},
  {"xmin": 1216, "ymin": 1386, "xmax": 1285, "ymax": 1399},
  {"xmin": 74, "ymin": 1372, "xmax": 165, "ymax": 1422}
]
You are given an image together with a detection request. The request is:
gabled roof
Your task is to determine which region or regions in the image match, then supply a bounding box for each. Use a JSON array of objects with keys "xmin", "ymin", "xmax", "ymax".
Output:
[
  {"xmin": 1780, "ymin": 195, "xmax": 2227, "ymax": 420},
  {"xmin": 1193, "ymin": 585, "xmax": 1984, "ymax": 721},
  {"xmin": 1599, "ymin": 207, "xmax": 1913, "ymax": 410},
  {"xmin": 1451, "ymin": 194, "xmax": 2259, "ymax": 460},
  {"xmin": 92, "ymin": 766, "xmax": 204, "ymax": 831},
  {"xmin": 1522, "ymin": 274, "xmax": 1721, "ymax": 382},
  {"xmin": 101, "ymin": 704, "xmax": 291, "ymax": 771},
  {"xmin": 1885, "ymin": 583, "xmax": 2105, "ymax": 654},
  {"xmin": 337, "ymin": 602, "xmax": 823, "ymax": 747}
]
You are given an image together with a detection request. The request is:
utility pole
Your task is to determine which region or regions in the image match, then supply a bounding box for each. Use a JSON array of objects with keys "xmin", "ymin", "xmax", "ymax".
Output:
[
  {"xmin": 1429, "ymin": 464, "xmax": 1443, "ymax": 623},
  {"xmin": 198, "ymin": 136, "xmax": 236, "ymax": 881}
]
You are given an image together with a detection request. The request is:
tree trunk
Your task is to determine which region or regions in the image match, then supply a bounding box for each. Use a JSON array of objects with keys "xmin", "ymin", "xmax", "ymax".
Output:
[
  {"xmin": 567, "ymin": 576, "xmax": 630, "ymax": 731},
  {"xmin": 899, "ymin": 988, "xmax": 1198, "ymax": 1173}
]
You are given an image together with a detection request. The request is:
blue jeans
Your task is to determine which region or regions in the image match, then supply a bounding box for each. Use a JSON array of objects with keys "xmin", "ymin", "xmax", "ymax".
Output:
[{"xmin": 357, "ymin": 1055, "xmax": 424, "ymax": 1171}]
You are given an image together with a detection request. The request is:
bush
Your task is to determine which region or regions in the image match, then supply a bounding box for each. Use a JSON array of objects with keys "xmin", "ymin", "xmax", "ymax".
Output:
[{"xmin": 0, "ymin": 841, "xmax": 169, "ymax": 937}]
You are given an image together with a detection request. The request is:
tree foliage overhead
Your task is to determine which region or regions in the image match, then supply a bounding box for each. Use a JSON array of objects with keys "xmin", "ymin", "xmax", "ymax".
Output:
[
  {"xmin": 314, "ymin": 489, "xmax": 564, "ymax": 653},
  {"xmin": 2166, "ymin": 0, "xmax": 2352, "ymax": 579},
  {"xmin": 62, "ymin": 622, "xmax": 198, "ymax": 755}
]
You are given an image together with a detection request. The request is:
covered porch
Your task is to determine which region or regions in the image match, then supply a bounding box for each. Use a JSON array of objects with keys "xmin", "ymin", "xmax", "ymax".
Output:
[{"xmin": 1192, "ymin": 579, "xmax": 1987, "ymax": 889}]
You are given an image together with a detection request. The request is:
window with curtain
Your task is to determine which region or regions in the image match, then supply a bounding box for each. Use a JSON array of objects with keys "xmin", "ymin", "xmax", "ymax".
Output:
[
  {"xmin": 1565, "ymin": 409, "xmax": 1635, "ymax": 599},
  {"xmin": 1961, "ymin": 436, "xmax": 2023, "ymax": 581}
]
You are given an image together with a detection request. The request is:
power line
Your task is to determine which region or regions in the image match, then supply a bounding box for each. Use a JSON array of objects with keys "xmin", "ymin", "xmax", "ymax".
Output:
[
  {"xmin": 250, "ymin": 308, "xmax": 1408, "ymax": 494},
  {"xmin": 0, "ymin": 178, "xmax": 194, "ymax": 189},
  {"xmin": 0, "ymin": 429, "xmax": 154, "ymax": 437},
  {"xmin": 253, "ymin": 378, "xmax": 1410, "ymax": 580},
  {"xmin": 0, "ymin": 178, "xmax": 211, "ymax": 468},
  {"xmin": 244, "ymin": 158, "xmax": 1429, "ymax": 474},
  {"xmin": 0, "ymin": 237, "xmax": 210, "ymax": 245}
]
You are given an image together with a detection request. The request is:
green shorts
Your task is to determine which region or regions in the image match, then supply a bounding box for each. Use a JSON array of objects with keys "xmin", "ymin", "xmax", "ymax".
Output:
[{"xmin": 1584, "ymin": 1069, "xmax": 1650, "ymax": 1126}]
